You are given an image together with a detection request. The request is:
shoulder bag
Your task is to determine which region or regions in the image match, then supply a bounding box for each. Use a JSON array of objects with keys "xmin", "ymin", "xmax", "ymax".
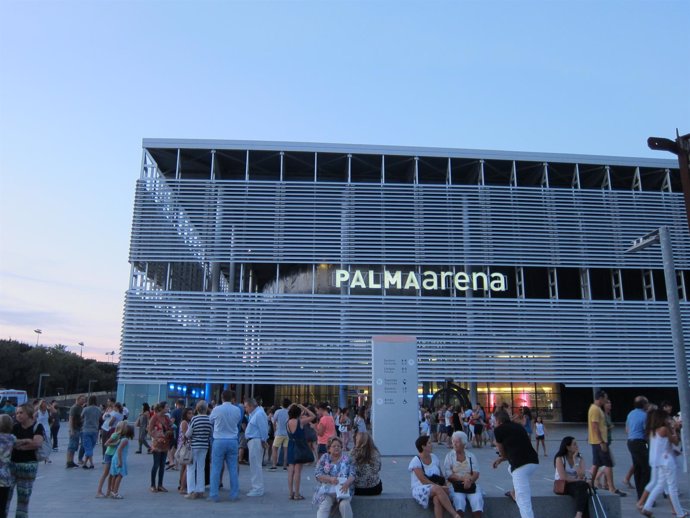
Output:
[{"xmin": 451, "ymin": 456, "xmax": 476, "ymax": 494}]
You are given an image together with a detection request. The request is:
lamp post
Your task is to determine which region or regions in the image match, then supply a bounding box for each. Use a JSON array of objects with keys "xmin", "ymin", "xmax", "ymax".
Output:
[
  {"xmin": 37, "ymin": 373, "xmax": 50, "ymax": 399},
  {"xmin": 626, "ymin": 226, "xmax": 690, "ymax": 473},
  {"xmin": 78, "ymin": 341, "xmax": 84, "ymax": 358},
  {"xmin": 88, "ymin": 379, "xmax": 98, "ymax": 398},
  {"xmin": 34, "ymin": 329, "xmax": 42, "ymax": 346}
]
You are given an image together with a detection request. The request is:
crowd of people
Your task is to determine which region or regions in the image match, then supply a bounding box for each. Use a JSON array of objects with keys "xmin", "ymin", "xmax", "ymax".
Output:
[{"xmin": 0, "ymin": 391, "xmax": 685, "ymax": 518}]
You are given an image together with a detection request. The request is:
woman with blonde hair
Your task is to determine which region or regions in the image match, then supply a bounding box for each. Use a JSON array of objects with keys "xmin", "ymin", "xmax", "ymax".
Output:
[
  {"xmin": 350, "ymin": 432, "xmax": 382, "ymax": 496},
  {"xmin": 185, "ymin": 401, "xmax": 212, "ymax": 499}
]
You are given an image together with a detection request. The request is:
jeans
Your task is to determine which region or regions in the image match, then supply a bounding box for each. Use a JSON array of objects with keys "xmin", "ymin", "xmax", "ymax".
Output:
[
  {"xmin": 511, "ymin": 462, "xmax": 537, "ymax": 518},
  {"xmin": 187, "ymin": 448, "xmax": 208, "ymax": 494},
  {"xmin": 210, "ymin": 438, "xmax": 239, "ymax": 500},
  {"xmin": 150, "ymin": 451, "xmax": 166, "ymax": 488},
  {"xmin": 564, "ymin": 481, "xmax": 590, "ymax": 518},
  {"xmin": 50, "ymin": 423, "xmax": 60, "ymax": 449},
  {"xmin": 627, "ymin": 439, "xmax": 650, "ymax": 500},
  {"xmin": 81, "ymin": 431, "xmax": 98, "ymax": 458},
  {"xmin": 247, "ymin": 438, "xmax": 264, "ymax": 493}
]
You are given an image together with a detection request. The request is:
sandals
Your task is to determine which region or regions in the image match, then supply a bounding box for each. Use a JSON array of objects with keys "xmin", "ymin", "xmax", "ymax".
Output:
[
  {"xmin": 639, "ymin": 510, "xmax": 653, "ymax": 517},
  {"xmin": 612, "ymin": 489, "xmax": 627, "ymax": 497},
  {"xmin": 504, "ymin": 490, "xmax": 516, "ymax": 503},
  {"xmin": 157, "ymin": 486, "xmax": 168, "ymax": 492},
  {"xmin": 289, "ymin": 493, "xmax": 294, "ymax": 500},
  {"xmin": 294, "ymin": 494, "xmax": 305, "ymax": 500},
  {"xmin": 150, "ymin": 487, "xmax": 158, "ymax": 493}
]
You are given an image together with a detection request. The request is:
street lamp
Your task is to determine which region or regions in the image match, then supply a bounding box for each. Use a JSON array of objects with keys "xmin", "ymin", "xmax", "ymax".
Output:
[
  {"xmin": 106, "ymin": 351, "xmax": 115, "ymax": 363},
  {"xmin": 626, "ymin": 226, "xmax": 690, "ymax": 473},
  {"xmin": 34, "ymin": 329, "xmax": 42, "ymax": 346},
  {"xmin": 78, "ymin": 341, "xmax": 85, "ymax": 358},
  {"xmin": 37, "ymin": 373, "xmax": 50, "ymax": 398},
  {"xmin": 88, "ymin": 379, "xmax": 98, "ymax": 397}
]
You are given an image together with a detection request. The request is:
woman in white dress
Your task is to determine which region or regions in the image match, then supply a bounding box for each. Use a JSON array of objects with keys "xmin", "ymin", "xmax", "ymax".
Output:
[{"xmin": 408, "ymin": 435, "xmax": 461, "ymax": 518}]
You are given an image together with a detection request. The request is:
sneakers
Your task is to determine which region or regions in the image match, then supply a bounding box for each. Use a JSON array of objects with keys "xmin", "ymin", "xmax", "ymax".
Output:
[
  {"xmin": 66, "ymin": 461, "xmax": 78, "ymax": 468},
  {"xmin": 246, "ymin": 490, "xmax": 264, "ymax": 497},
  {"xmin": 269, "ymin": 466, "xmax": 277, "ymax": 471}
]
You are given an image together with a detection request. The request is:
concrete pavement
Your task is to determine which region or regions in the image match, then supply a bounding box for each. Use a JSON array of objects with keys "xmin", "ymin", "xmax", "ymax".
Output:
[{"xmin": 7, "ymin": 423, "xmax": 688, "ymax": 517}]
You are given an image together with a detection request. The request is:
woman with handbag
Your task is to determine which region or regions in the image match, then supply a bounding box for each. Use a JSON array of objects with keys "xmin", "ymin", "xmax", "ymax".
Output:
[
  {"xmin": 443, "ymin": 431, "xmax": 482, "ymax": 517},
  {"xmin": 313, "ymin": 437, "xmax": 355, "ymax": 518},
  {"xmin": 185, "ymin": 401, "xmax": 212, "ymax": 499},
  {"xmin": 409, "ymin": 435, "xmax": 461, "ymax": 518},
  {"xmin": 176, "ymin": 408, "xmax": 193, "ymax": 494},
  {"xmin": 147, "ymin": 402, "xmax": 172, "ymax": 493},
  {"xmin": 10, "ymin": 403, "xmax": 44, "ymax": 518},
  {"xmin": 553, "ymin": 436, "xmax": 591, "ymax": 518},
  {"xmin": 286, "ymin": 403, "xmax": 315, "ymax": 500}
]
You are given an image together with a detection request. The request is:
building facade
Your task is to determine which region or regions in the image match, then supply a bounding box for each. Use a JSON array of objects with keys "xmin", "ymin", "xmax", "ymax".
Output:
[{"xmin": 118, "ymin": 139, "xmax": 689, "ymax": 419}]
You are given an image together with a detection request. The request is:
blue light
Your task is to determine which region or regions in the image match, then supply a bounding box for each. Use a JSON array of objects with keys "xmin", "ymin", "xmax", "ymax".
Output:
[
  {"xmin": 200, "ymin": 390, "xmax": 204, "ymax": 395},
  {"xmin": 182, "ymin": 386, "xmax": 187, "ymax": 393},
  {"xmin": 177, "ymin": 385, "xmax": 182, "ymax": 391},
  {"xmin": 169, "ymin": 384, "xmax": 175, "ymax": 390}
]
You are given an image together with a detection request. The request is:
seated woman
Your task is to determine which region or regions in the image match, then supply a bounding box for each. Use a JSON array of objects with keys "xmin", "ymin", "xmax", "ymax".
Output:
[
  {"xmin": 554, "ymin": 436, "xmax": 591, "ymax": 518},
  {"xmin": 313, "ymin": 437, "xmax": 355, "ymax": 518},
  {"xmin": 351, "ymin": 432, "xmax": 382, "ymax": 495},
  {"xmin": 409, "ymin": 435, "xmax": 461, "ymax": 518},
  {"xmin": 443, "ymin": 431, "xmax": 482, "ymax": 518}
]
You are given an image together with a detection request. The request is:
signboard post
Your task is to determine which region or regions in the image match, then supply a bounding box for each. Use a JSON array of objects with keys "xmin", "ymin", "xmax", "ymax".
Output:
[{"xmin": 371, "ymin": 335, "xmax": 419, "ymax": 456}]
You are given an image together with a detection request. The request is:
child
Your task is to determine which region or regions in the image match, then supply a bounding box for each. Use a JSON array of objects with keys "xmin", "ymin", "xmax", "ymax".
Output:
[
  {"xmin": 535, "ymin": 417, "xmax": 547, "ymax": 456},
  {"xmin": 0, "ymin": 414, "xmax": 16, "ymax": 518},
  {"xmin": 108, "ymin": 424, "xmax": 134, "ymax": 499},
  {"xmin": 96, "ymin": 421, "xmax": 125, "ymax": 498}
]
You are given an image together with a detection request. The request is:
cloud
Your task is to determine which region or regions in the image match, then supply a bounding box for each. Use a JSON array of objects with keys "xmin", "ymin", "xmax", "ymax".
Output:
[{"xmin": 0, "ymin": 307, "xmax": 70, "ymax": 328}]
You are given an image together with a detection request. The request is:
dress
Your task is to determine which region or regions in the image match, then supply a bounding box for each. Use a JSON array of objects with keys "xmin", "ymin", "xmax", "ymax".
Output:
[
  {"xmin": 287, "ymin": 419, "xmax": 307, "ymax": 464},
  {"xmin": 408, "ymin": 454, "xmax": 442, "ymax": 508},
  {"xmin": 110, "ymin": 438, "xmax": 129, "ymax": 477}
]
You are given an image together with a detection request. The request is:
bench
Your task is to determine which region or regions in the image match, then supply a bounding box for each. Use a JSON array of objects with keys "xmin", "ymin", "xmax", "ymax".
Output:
[{"xmin": 349, "ymin": 494, "xmax": 621, "ymax": 518}]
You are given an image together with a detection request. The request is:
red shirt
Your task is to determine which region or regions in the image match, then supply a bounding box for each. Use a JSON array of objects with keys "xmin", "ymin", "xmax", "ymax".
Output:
[{"xmin": 317, "ymin": 415, "xmax": 336, "ymax": 445}]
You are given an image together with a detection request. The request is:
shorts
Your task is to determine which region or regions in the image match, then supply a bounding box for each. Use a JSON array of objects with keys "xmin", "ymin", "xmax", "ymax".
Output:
[
  {"xmin": 103, "ymin": 453, "xmax": 113, "ymax": 465},
  {"xmin": 536, "ymin": 434, "xmax": 545, "ymax": 441},
  {"xmin": 273, "ymin": 435, "xmax": 289, "ymax": 448},
  {"xmin": 81, "ymin": 431, "xmax": 99, "ymax": 457},
  {"xmin": 317, "ymin": 443, "xmax": 327, "ymax": 456},
  {"xmin": 68, "ymin": 432, "xmax": 80, "ymax": 453},
  {"xmin": 591, "ymin": 443, "xmax": 613, "ymax": 468},
  {"xmin": 238, "ymin": 433, "xmax": 247, "ymax": 449},
  {"xmin": 474, "ymin": 424, "xmax": 484, "ymax": 436}
]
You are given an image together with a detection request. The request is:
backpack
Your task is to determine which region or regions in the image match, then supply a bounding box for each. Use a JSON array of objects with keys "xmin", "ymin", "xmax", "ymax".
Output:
[{"xmin": 33, "ymin": 423, "xmax": 52, "ymax": 462}]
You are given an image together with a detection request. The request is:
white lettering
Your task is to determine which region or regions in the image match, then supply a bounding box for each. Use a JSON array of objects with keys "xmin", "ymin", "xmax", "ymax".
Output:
[
  {"xmin": 335, "ymin": 270, "xmax": 349, "ymax": 288},
  {"xmin": 351, "ymin": 270, "xmax": 366, "ymax": 289},
  {"xmin": 422, "ymin": 271, "xmax": 438, "ymax": 290},
  {"xmin": 368, "ymin": 270, "xmax": 381, "ymax": 289},
  {"xmin": 441, "ymin": 271, "xmax": 453, "ymax": 290},
  {"xmin": 403, "ymin": 272, "xmax": 420, "ymax": 290},
  {"xmin": 471, "ymin": 272, "xmax": 488, "ymax": 291},
  {"xmin": 384, "ymin": 270, "xmax": 402, "ymax": 289},
  {"xmin": 490, "ymin": 272, "xmax": 507, "ymax": 291},
  {"xmin": 454, "ymin": 272, "xmax": 470, "ymax": 291},
  {"xmin": 335, "ymin": 268, "xmax": 508, "ymax": 293}
]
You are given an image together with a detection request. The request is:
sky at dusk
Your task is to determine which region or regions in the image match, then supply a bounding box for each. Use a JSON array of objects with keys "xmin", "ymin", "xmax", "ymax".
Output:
[{"xmin": 0, "ymin": 0, "xmax": 688, "ymax": 361}]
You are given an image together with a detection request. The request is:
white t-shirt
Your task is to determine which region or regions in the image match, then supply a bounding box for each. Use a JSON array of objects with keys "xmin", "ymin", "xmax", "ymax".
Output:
[
  {"xmin": 444, "ymin": 410, "xmax": 452, "ymax": 427},
  {"xmin": 273, "ymin": 407, "xmax": 289, "ymax": 436},
  {"xmin": 408, "ymin": 454, "xmax": 442, "ymax": 490}
]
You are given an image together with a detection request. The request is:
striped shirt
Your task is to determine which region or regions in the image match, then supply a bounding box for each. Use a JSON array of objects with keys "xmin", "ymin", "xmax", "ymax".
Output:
[{"xmin": 189, "ymin": 414, "xmax": 212, "ymax": 449}]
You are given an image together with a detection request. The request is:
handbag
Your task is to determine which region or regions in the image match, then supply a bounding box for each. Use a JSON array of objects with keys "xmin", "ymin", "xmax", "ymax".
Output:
[
  {"xmin": 33, "ymin": 423, "xmax": 52, "ymax": 462},
  {"xmin": 451, "ymin": 457, "xmax": 476, "ymax": 494},
  {"xmin": 175, "ymin": 442, "xmax": 193, "ymax": 465},
  {"xmin": 553, "ymin": 478, "xmax": 567, "ymax": 495}
]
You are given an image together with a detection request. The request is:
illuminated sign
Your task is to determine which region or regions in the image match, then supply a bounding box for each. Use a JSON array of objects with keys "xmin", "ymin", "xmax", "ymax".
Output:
[{"xmin": 334, "ymin": 269, "xmax": 507, "ymax": 292}]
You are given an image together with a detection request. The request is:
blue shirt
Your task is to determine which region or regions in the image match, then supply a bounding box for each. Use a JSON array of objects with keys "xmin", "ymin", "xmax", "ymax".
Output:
[
  {"xmin": 626, "ymin": 408, "xmax": 647, "ymax": 440},
  {"xmin": 245, "ymin": 406, "xmax": 268, "ymax": 441},
  {"xmin": 209, "ymin": 402, "xmax": 241, "ymax": 440}
]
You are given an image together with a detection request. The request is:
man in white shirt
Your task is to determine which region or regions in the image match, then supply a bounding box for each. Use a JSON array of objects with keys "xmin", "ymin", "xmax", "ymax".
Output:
[
  {"xmin": 208, "ymin": 389, "xmax": 242, "ymax": 502},
  {"xmin": 244, "ymin": 398, "xmax": 269, "ymax": 496},
  {"xmin": 270, "ymin": 398, "xmax": 291, "ymax": 471}
]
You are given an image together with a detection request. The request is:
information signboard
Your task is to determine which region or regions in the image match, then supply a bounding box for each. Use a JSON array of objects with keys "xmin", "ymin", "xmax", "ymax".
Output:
[{"xmin": 371, "ymin": 335, "xmax": 419, "ymax": 456}]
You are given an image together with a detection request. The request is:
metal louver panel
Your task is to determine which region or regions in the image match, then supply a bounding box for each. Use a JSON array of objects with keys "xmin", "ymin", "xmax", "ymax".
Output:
[
  {"xmin": 129, "ymin": 180, "xmax": 689, "ymax": 267},
  {"xmin": 119, "ymin": 291, "xmax": 690, "ymax": 387}
]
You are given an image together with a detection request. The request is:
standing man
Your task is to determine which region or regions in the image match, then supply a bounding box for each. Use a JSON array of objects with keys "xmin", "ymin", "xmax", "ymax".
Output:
[
  {"xmin": 492, "ymin": 409, "xmax": 540, "ymax": 518},
  {"xmin": 208, "ymin": 389, "xmax": 241, "ymax": 502},
  {"xmin": 49, "ymin": 400, "xmax": 60, "ymax": 451},
  {"xmin": 66, "ymin": 394, "xmax": 85, "ymax": 468},
  {"xmin": 315, "ymin": 403, "xmax": 336, "ymax": 459},
  {"xmin": 170, "ymin": 399, "xmax": 184, "ymax": 467},
  {"xmin": 270, "ymin": 398, "xmax": 290, "ymax": 471},
  {"xmin": 625, "ymin": 395, "xmax": 650, "ymax": 500},
  {"xmin": 244, "ymin": 398, "xmax": 268, "ymax": 496},
  {"xmin": 588, "ymin": 390, "xmax": 626, "ymax": 496}
]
